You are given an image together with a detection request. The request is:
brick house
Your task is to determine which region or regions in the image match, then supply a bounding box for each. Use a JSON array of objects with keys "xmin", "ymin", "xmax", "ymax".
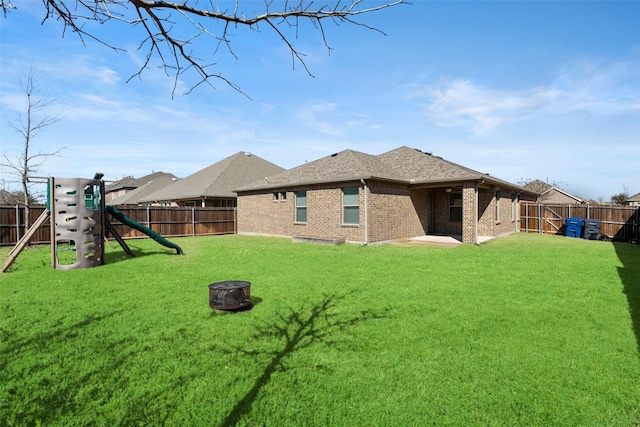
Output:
[{"xmin": 235, "ymin": 146, "xmax": 538, "ymax": 244}]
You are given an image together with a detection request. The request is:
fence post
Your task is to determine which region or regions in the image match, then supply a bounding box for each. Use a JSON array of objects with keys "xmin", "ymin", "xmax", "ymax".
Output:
[
  {"xmin": 537, "ymin": 203, "xmax": 541, "ymax": 234},
  {"xmin": 636, "ymin": 207, "xmax": 639, "ymax": 243},
  {"xmin": 146, "ymin": 206, "xmax": 151, "ymax": 229},
  {"xmin": 15, "ymin": 205, "xmax": 20, "ymax": 243},
  {"xmin": 192, "ymin": 207, "xmax": 196, "ymax": 236}
]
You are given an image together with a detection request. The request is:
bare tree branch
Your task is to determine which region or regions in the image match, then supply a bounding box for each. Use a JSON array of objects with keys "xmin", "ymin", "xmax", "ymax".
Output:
[
  {"xmin": 1, "ymin": 66, "xmax": 66, "ymax": 227},
  {"xmin": 3, "ymin": 1, "xmax": 408, "ymax": 96}
]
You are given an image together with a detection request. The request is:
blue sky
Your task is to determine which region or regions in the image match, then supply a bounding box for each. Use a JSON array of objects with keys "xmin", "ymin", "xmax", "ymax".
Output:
[{"xmin": 1, "ymin": 1, "xmax": 639, "ymax": 201}]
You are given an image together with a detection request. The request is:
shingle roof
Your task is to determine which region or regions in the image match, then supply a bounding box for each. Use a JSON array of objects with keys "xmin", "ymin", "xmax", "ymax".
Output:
[
  {"xmin": 139, "ymin": 151, "xmax": 285, "ymax": 203},
  {"xmin": 106, "ymin": 174, "xmax": 178, "ymax": 205},
  {"xmin": 106, "ymin": 172, "xmax": 173, "ymax": 193},
  {"xmin": 522, "ymin": 179, "xmax": 553, "ymax": 194},
  {"xmin": 626, "ymin": 192, "xmax": 640, "ymax": 202},
  {"xmin": 241, "ymin": 149, "xmax": 407, "ymax": 190},
  {"xmin": 106, "ymin": 176, "xmax": 136, "ymax": 192},
  {"xmin": 237, "ymin": 146, "xmax": 536, "ymax": 195}
]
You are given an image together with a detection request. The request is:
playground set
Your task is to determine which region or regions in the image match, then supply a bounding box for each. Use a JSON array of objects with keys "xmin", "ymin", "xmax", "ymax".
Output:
[{"xmin": 2, "ymin": 174, "xmax": 183, "ymax": 273}]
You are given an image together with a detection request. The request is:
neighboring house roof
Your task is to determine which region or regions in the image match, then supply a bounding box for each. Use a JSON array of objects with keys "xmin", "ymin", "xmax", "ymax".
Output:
[
  {"xmin": 0, "ymin": 189, "xmax": 13, "ymax": 204},
  {"xmin": 106, "ymin": 174, "xmax": 179, "ymax": 205},
  {"xmin": 237, "ymin": 146, "xmax": 537, "ymax": 196},
  {"xmin": 522, "ymin": 179, "xmax": 553, "ymax": 194},
  {"xmin": 140, "ymin": 151, "xmax": 285, "ymax": 203},
  {"xmin": 625, "ymin": 192, "xmax": 640, "ymax": 204},
  {"xmin": 106, "ymin": 172, "xmax": 173, "ymax": 193},
  {"xmin": 522, "ymin": 179, "xmax": 585, "ymax": 204}
]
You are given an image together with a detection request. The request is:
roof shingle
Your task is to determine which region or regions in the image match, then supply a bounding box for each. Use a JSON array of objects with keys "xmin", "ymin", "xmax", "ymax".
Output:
[
  {"xmin": 237, "ymin": 146, "xmax": 536, "ymax": 194},
  {"xmin": 140, "ymin": 151, "xmax": 285, "ymax": 203}
]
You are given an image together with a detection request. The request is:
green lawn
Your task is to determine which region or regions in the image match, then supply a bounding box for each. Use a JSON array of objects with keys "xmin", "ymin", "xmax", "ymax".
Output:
[{"xmin": 1, "ymin": 233, "xmax": 639, "ymax": 426}]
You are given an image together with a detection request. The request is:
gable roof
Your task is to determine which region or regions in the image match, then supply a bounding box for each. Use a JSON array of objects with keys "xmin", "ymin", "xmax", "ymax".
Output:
[
  {"xmin": 106, "ymin": 173, "xmax": 178, "ymax": 205},
  {"xmin": 140, "ymin": 151, "xmax": 285, "ymax": 203},
  {"xmin": 522, "ymin": 179, "xmax": 584, "ymax": 203},
  {"xmin": 626, "ymin": 192, "xmax": 640, "ymax": 203},
  {"xmin": 106, "ymin": 171, "xmax": 174, "ymax": 193},
  {"xmin": 521, "ymin": 179, "xmax": 553, "ymax": 194},
  {"xmin": 243, "ymin": 149, "xmax": 407, "ymax": 189},
  {"xmin": 236, "ymin": 146, "xmax": 537, "ymax": 196},
  {"xmin": 106, "ymin": 176, "xmax": 136, "ymax": 192}
]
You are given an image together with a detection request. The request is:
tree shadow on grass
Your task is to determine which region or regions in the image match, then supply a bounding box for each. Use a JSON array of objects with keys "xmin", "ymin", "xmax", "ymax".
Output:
[
  {"xmin": 219, "ymin": 293, "xmax": 387, "ymax": 427},
  {"xmin": 614, "ymin": 242, "xmax": 640, "ymax": 354}
]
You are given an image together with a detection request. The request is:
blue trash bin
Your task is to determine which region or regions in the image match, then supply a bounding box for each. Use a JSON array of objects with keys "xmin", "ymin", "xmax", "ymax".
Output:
[{"xmin": 565, "ymin": 217, "xmax": 583, "ymax": 238}]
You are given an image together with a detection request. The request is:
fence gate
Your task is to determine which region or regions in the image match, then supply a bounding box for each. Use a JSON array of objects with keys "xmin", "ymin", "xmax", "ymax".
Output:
[
  {"xmin": 520, "ymin": 203, "xmax": 639, "ymax": 242},
  {"xmin": 543, "ymin": 205, "xmax": 564, "ymax": 235}
]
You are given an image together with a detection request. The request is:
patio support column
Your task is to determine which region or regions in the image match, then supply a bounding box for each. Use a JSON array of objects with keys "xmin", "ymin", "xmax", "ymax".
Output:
[{"xmin": 462, "ymin": 182, "xmax": 478, "ymax": 244}]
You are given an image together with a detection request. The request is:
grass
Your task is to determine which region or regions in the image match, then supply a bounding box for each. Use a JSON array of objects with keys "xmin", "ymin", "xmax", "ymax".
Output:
[{"xmin": 1, "ymin": 233, "xmax": 639, "ymax": 426}]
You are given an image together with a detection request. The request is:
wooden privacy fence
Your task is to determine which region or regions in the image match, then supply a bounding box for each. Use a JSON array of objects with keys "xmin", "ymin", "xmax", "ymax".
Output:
[
  {"xmin": 0, "ymin": 205, "xmax": 237, "ymax": 246},
  {"xmin": 520, "ymin": 203, "xmax": 639, "ymax": 242}
]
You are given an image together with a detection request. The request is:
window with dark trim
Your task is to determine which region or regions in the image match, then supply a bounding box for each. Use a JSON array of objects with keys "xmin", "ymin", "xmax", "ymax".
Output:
[
  {"xmin": 449, "ymin": 191, "xmax": 462, "ymax": 221},
  {"xmin": 295, "ymin": 191, "xmax": 307, "ymax": 223},
  {"xmin": 342, "ymin": 187, "xmax": 359, "ymax": 225}
]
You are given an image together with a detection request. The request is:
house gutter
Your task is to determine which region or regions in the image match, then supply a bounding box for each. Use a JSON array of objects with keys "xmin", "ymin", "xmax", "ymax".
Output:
[{"xmin": 361, "ymin": 179, "xmax": 369, "ymax": 245}]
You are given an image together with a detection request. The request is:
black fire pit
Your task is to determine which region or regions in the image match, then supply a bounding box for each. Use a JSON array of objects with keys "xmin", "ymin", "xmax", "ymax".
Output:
[{"xmin": 208, "ymin": 281, "xmax": 252, "ymax": 311}]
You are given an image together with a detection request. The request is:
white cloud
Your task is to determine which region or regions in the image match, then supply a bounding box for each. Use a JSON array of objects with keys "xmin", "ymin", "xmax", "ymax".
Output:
[
  {"xmin": 410, "ymin": 55, "xmax": 640, "ymax": 135},
  {"xmin": 294, "ymin": 101, "xmax": 370, "ymax": 136},
  {"xmin": 409, "ymin": 79, "xmax": 559, "ymax": 134}
]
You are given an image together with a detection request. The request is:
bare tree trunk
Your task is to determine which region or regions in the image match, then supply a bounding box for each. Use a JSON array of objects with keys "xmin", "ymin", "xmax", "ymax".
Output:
[{"xmin": 1, "ymin": 66, "xmax": 64, "ymax": 232}]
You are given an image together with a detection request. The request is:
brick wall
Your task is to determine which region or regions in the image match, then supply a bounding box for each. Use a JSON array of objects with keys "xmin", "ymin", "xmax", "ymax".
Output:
[
  {"xmin": 478, "ymin": 189, "xmax": 494, "ymax": 236},
  {"xmin": 367, "ymin": 182, "xmax": 427, "ymax": 242},
  {"xmin": 238, "ymin": 180, "xmax": 430, "ymax": 244},
  {"xmin": 238, "ymin": 181, "xmax": 522, "ymax": 244},
  {"xmin": 462, "ymin": 184, "xmax": 477, "ymax": 243},
  {"xmin": 478, "ymin": 187, "xmax": 519, "ymax": 237},
  {"xmin": 237, "ymin": 182, "xmax": 365, "ymax": 243}
]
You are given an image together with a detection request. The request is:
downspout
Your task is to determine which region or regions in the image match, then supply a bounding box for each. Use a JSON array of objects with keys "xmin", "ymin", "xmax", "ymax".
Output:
[
  {"xmin": 474, "ymin": 182, "xmax": 479, "ymax": 245},
  {"xmin": 361, "ymin": 179, "xmax": 369, "ymax": 245}
]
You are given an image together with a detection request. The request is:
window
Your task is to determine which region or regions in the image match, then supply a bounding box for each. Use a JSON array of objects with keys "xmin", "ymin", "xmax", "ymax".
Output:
[
  {"xmin": 449, "ymin": 192, "xmax": 462, "ymax": 221},
  {"xmin": 280, "ymin": 192, "xmax": 287, "ymax": 201},
  {"xmin": 511, "ymin": 193, "xmax": 517, "ymax": 222},
  {"xmin": 342, "ymin": 187, "xmax": 360, "ymax": 225},
  {"xmin": 273, "ymin": 192, "xmax": 280, "ymax": 202},
  {"xmin": 295, "ymin": 191, "xmax": 307, "ymax": 223},
  {"xmin": 495, "ymin": 190, "xmax": 501, "ymax": 222}
]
